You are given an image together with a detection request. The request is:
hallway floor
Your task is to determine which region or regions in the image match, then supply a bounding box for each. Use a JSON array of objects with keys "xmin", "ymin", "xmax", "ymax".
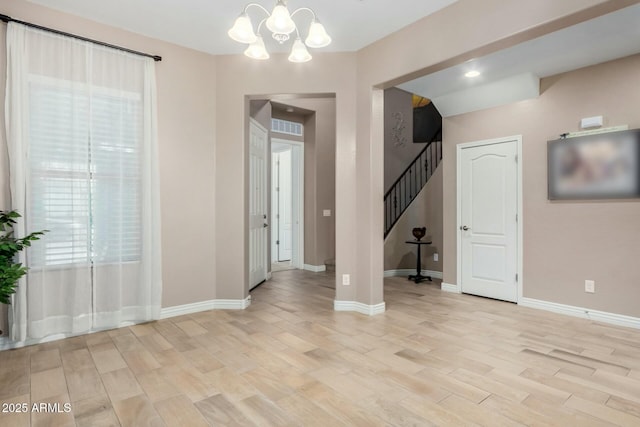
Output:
[{"xmin": 1, "ymin": 270, "xmax": 640, "ymax": 426}]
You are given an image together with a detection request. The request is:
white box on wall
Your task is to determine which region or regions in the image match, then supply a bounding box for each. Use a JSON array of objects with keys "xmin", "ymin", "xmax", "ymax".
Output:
[{"xmin": 580, "ymin": 116, "xmax": 603, "ymax": 129}]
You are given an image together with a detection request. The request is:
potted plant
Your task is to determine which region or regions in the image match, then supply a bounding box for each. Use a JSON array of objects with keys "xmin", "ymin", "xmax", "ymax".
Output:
[{"xmin": 0, "ymin": 210, "xmax": 47, "ymax": 304}]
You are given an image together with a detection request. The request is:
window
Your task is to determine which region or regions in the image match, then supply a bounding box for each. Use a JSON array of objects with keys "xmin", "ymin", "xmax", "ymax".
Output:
[
  {"xmin": 28, "ymin": 80, "xmax": 141, "ymax": 267},
  {"xmin": 271, "ymin": 118, "xmax": 303, "ymax": 137},
  {"xmin": 6, "ymin": 22, "xmax": 162, "ymax": 342}
]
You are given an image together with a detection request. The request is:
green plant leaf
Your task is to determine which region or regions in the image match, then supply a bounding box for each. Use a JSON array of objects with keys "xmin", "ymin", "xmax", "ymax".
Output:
[{"xmin": 0, "ymin": 210, "xmax": 48, "ymax": 305}]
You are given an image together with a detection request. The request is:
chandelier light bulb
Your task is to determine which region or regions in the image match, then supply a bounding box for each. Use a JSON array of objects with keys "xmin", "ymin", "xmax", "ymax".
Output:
[
  {"xmin": 305, "ymin": 20, "xmax": 331, "ymax": 48},
  {"xmin": 266, "ymin": 1, "xmax": 296, "ymax": 35},
  {"xmin": 288, "ymin": 38, "xmax": 312, "ymax": 63},
  {"xmin": 228, "ymin": 13, "xmax": 257, "ymax": 44},
  {"xmin": 244, "ymin": 35, "xmax": 270, "ymax": 60}
]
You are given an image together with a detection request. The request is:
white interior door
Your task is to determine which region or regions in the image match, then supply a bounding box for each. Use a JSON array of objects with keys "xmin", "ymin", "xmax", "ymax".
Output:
[
  {"xmin": 271, "ymin": 149, "xmax": 293, "ymax": 262},
  {"xmin": 271, "ymin": 139, "xmax": 304, "ymax": 269},
  {"xmin": 277, "ymin": 149, "xmax": 293, "ymax": 261},
  {"xmin": 289, "ymin": 144, "xmax": 303, "ymax": 269},
  {"xmin": 460, "ymin": 139, "xmax": 518, "ymax": 302},
  {"xmin": 271, "ymin": 153, "xmax": 279, "ymax": 263},
  {"xmin": 249, "ymin": 118, "xmax": 268, "ymax": 288}
]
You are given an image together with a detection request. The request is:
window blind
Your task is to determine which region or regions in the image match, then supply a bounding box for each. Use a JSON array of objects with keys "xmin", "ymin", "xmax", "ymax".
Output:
[
  {"xmin": 28, "ymin": 82, "xmax": 142, "ymax": 267},
  {"xmin": 271, "ymin": 118, "xmax": 303, "ymax": 137}
]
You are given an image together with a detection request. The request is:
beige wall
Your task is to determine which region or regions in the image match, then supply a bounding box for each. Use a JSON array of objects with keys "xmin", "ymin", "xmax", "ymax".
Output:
[
  {"xmin": 214, "ymin": 53, "xmax": 358, "ymax": 301},
  {"xmin": 384, "ymin": 88, "xmax": 426, "ymax": 191},
  {"xmin": 2, "ymin": 0, "xmax": 636, "ymax": 320},
  {"xmin": 278, "ymin": 98, "xmax": 336, "ymax": 268},
  {"xmin": 0, "ymin": 1, "xmax": 218, "ymax": 312},
  {"xmin": 443, "ymin": 54, "xmax": 640, "ymax": 317},
  {"xmin": 385, "ymin": 164, "xmax": 443, "ymax": 273},
  {"xmin": 263, "ymin": 99, "xmax": 336, "ymax": 268},
  {"xmin": 353, "ymin": 0, "xmax": 632, "ymax": 306}
]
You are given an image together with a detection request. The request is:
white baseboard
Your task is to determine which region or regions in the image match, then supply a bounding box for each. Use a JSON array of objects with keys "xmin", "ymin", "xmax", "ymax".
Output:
[
  {"xmin": 519, "ymin": 297, "xmax": 640, "ymax": 329},
  {"xmin": 334, "ymin": 300, "xmax": 386, "ymax": 316},
  {"xmin": 441, "ymin": 282, "xmax": 461, "ymax": 293},
  {"xmin": 304, "ymin": 264, "xmax": 326, "ymax": 272},
  {"xmin": 384, "ymin": 269, "xmax": 443, "ymax": 280},
  {"xmin": 160, "ymin": 295, "xmax": 251, "ymax": 319}
]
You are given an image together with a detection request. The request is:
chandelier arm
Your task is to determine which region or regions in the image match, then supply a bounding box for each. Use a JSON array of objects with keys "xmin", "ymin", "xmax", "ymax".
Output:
[
  {"xmin": 290, "ymin": 7, "xmax": 317, "ymax": 20},
  {"xmin": 256, "ymin": 18, "xmax": 268, "ymax": 34},
  {"xmin": 244, "ymin": 3, "xmax": 271, "ymax": 16}
]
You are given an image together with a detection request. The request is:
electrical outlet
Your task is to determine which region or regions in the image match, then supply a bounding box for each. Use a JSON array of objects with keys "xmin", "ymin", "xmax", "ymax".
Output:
[
  {"xmin": 342, "ymin": 274, "xmax": 350, "ymax": 286},
  {"xmin": 585, "ymin": 280, "xmax": 595, "ymax": 293},
  {"xmin": 433, "ymin": 253, "xmax": 439, "ymax": 262}
]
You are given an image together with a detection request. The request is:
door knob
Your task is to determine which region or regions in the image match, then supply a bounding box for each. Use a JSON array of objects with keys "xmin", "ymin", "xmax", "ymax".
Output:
[
  {"xmin": 460, "ymin": 225, "xmax": 469, "ymax": 231},
  {"xmin": 263, "ymin": 223, "xmax": 269, "ymax": 228}
]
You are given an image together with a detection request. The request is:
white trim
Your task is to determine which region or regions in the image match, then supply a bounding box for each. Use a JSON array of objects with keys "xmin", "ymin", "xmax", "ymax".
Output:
[
  {"xmin": 384, "ymin": 269, "xmax": 443, "ymax": 280},
  {"xmin": 441, "ymin": 282, "xmax": 461, "ymax": 293},
  {"xmin": 519, "ymin": 297, "xmax": 640, "ymax": 329},
  {"xmin": 213, "ymin": 297, "xmax": 252, "ymax": 310},
  {"xmin": 303, "ymin": 264, "xmax": 326, "ymax": 272},
  {"xmin": 334, "ymin": 300, "xmax": 386, "ymax": 316},
  {"xmin": 456, "ymin": 135, "xmax": 523, "ymax": 302},
  {"xmin": 160, "ymin": 296, "xmax": 251, "ymax": 319}
]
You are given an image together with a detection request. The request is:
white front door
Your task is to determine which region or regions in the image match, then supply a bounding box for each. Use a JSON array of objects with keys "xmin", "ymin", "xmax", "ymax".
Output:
[
  {"xmin": 459, "ymin": 139, "xmax": 518, "ymax": 302},
  {"xmin": 249, "ymin": 118, "xmax": 268, "ymax": 289},
  {"xmin": 271, "ymin": 149, "xmax": 293, "ymax": 262},
  {"xmin": 277, "ymin": 149, "xmax": 293, "ymax": 261}
]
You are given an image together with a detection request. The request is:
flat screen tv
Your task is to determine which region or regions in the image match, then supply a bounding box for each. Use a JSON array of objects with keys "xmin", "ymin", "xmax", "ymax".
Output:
[{"xmin": 548, "ymin": 129, "xmax": 640, "ymax": 200}]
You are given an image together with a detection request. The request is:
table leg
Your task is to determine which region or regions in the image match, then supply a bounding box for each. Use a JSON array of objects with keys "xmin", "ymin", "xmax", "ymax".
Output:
[{"xmin": 408, "ymin": 243, "xmax": 432, "ymax": 283}]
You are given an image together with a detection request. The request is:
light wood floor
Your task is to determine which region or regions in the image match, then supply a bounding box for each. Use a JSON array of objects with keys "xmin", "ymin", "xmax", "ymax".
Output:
[{"xmin": 1, "ymin": 270, "xmax": 640, "ymax": 426}]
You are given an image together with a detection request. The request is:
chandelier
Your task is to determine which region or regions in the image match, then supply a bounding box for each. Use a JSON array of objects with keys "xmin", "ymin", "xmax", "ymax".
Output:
[{"xmin": 228, "ymin": 0, "xmax": 332, "ymax": 63}]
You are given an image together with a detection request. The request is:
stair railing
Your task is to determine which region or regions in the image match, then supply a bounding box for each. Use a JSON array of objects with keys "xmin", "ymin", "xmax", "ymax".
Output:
[{"xmin": 384, "ymin": 139, "xmax": 442, "ymax": 238}]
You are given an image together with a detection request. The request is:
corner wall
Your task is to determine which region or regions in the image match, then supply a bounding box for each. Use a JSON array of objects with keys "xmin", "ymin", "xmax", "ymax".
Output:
[
  {"xmin": 385, "ymin": 165, "xmax": 443, "ymax": 273},
  {"xmin": 384, "ymin": 88, "xmax": 426, "ymax": 191},
  {"xmin": 353, "ymin": 0, "xmax": 632, "ymax": 308},
  {"xmin": 442, "ymin": 54, "xmax": 640, "ymax": 317},
  {"xmin": 214, "ymin": 53, "xmax": 358, "ymax": 302},
  {"xmin": 278, "ymin": 98, "xmax": 336, "ymax": 268}
]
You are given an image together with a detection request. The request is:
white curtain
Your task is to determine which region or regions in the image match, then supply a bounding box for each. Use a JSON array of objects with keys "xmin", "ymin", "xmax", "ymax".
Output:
[{"xmin": 5, "ymin": 23, "xmax": 162, "ymax": 343}]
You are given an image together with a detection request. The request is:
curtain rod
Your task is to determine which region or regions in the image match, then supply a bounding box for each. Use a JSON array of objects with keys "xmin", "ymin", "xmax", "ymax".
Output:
[{"xmin": 0, "ymin": 13, "xmax": 162, "ymax": 62}]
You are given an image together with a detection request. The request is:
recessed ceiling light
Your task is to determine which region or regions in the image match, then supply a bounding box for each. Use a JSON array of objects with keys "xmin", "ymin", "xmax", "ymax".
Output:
[{"xmin": 465, "ymin": 70, "xmax": 480, "ymax": 78}]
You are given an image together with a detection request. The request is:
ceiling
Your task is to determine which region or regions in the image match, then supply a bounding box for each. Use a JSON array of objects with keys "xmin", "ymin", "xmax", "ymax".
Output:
[
  {"xmin": 21, "ymin": 1, "xmax": 640, "ymax": 117},
  {"xmin": 24, "ymin": 0, "xmax": 458, "ymax": 54},
  {"xmin": 399, "ymin": 3, "xmax": 640, "ymax": 116}
]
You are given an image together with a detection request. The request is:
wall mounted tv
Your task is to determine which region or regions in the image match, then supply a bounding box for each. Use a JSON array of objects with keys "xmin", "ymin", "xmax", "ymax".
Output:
[{"xmin": 548, "ymin": 129, "xmax": 640, "ymax": 200}]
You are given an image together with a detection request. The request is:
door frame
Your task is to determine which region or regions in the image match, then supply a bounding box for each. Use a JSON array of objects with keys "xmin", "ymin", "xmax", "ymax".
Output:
[
  {"xmin": 271, "ymin": 138, "xmax": 305, "ymax": 270},
  {"xmin": 456, "ymin": 135, "xmax": 523, "ymax": 302}
]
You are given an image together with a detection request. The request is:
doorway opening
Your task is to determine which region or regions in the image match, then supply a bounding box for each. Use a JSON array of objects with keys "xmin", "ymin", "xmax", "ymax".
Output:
[{"xmin": 247, "ymin": 95, "xmax": 336, "ymax": 294}]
